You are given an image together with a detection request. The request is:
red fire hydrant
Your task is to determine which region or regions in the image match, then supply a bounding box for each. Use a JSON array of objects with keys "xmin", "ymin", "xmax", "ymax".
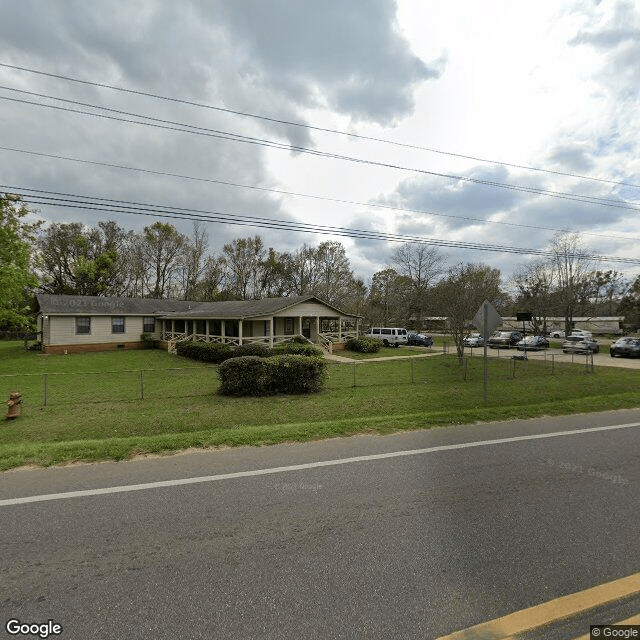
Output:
[{"xmin": 6, "ymin": 391, "xmax": 21, "ymax": 419}]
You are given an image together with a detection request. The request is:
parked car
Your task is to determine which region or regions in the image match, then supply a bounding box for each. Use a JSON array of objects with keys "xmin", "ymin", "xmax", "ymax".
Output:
[
  {"xmin": 463, "ymin": 333, "xmax": 485, "ymax": 348},
  {"xmin": 562, "ymin": 335, "xmax": 600, "ymax": 354},
  {"xmin": 406, "ymin": 333, "xmax": 434, "ymax": 347},
  {"xmin": 549, "ymin": 330, "xmax": 565, "ymax": 339},
  {"xmin": 488, "ymin": 331, "xmax": 523, "ymax": 348},
  {"xmin": 364, "ymin": 327, "xmax": 408, "ymax": 347},
  {"xmin": 516, "ymin": 335, "xmax": 549, "ymax": 351},
  {"xmin": 569, "ymin": 330, "xmax": 593, "ymax": 340},
  {"xmin": 610, "ymin": 336, "xmax": 640, "ymax": 358}
]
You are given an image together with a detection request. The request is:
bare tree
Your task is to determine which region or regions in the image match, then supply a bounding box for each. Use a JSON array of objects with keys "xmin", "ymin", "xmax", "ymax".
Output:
[
  {"xmin": 433, "ymin": 263, "xmax": 503, "ymax": 359},
  {"xmin": 391, "ymin": 243, "xmax": 446, "ymax": 329},
  {"xmin": 549, "ymin": 232, "xmax": 596, "ymax": 335}
]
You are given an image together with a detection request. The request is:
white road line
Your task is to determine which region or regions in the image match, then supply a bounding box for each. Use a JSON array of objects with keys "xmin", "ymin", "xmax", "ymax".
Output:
[{"xmin": 2, "ymin": 421, "xmax": 639, "ymax": 506}]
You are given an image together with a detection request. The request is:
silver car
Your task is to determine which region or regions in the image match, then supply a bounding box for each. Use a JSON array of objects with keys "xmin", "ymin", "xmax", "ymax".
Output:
[{"xmin": 562, "ymin": 336, "xmax": 600, "ymax": 354}]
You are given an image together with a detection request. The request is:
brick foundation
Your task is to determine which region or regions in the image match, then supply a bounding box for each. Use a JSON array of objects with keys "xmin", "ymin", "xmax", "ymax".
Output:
[{"xmin": 42, "ymin": 341, "xmax": 145, "ymax": 355}]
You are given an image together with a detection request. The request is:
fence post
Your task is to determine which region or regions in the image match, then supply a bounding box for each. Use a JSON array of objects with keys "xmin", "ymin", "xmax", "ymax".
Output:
[
  {"xmin": 411, "ymin": 358, "xmax": 415, "ymax": 384},
  {"xmin": 352, "ymin": 362, "xmax": 356, "ymax": 388},
  {"xmin": 43, "ymin": 373, "xmax": 48, "ymax": 406},
  {"xmin": 140, "ymin": 370, "xmax": 144, "ymax": 399}
]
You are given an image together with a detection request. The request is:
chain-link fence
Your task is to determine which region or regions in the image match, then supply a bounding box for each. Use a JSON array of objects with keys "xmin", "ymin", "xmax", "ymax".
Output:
[{"xmin": 0, "ymin": 353, "xmax": 602, "ymax": 407}]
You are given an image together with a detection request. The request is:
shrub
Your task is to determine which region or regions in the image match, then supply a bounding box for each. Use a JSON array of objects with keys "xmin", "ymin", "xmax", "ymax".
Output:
[
  {"xmin": 232, "ymin": 342, "xmax": 274, "ymax": 358},
  {"xmin": 140, "ymin": 333, "xmax": 159, "ymax": 349},
  {"xmin": 176, "ymin": 341, "xmax": 233, "ymax": 364},
  {"xmin": 264, "ymin": 355, "xmax": 328, "ymax": 394},
  {"xmin": 217, "ymin": 354, "xmax": 328, "ymax": 396},
  {"xmin": 272, "ymin": 343, "xmax": 324, "ymax": 357},
  {"xmin": 345, "ymin": 336, "xmax": 381, "ymax": 353},
  {"xmin": 218, "ymin": 356, "xmax": 270, "ymax": 396}
]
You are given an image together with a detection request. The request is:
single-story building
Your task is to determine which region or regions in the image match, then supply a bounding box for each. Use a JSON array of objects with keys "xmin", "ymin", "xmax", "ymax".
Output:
[
  {"xmin": 501, "ymin": 316, "xmax": 624, "ymax": 335},
  {"xmin": 35, "ymin": 294, "xmax": 361, "ymax": 355}
]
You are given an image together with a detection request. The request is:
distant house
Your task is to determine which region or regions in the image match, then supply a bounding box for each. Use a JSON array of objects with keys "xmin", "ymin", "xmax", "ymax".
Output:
[
  {"xmin": 501, "ymin": 316, "xmax": 624, "ymax": 335},
  {"xmin": 35, "ymin": 294, "xmax": 361, "ymax": 355}
]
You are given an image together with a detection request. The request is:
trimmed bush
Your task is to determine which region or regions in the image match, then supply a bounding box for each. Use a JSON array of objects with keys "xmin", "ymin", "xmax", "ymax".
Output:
[
  {"xmin": 345, "ymin": 336, "xmax": 381, "ymax": 353},
  {"xmin": 218, "ymin": 356, "xmax": 270, "ymax": 396},
  {"xmin": 272, "ymin": 343, "xmax": 324, "ymax": 357},
  {"xmin": 218, "ymin": 354, "xmax": 327, "ymax": 396},
  {"xmin": 232, "ymin": 342, "xmax": 274, "ymax": 358},
  {"xmin": 176, "ymin": 341, "xmax": 233, "ymax": 364}
]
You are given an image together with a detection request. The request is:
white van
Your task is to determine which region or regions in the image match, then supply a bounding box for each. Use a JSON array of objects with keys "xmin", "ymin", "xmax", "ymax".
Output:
[{"xmin": 365, "ymin": 327, "xmax": 408, "ymax": 347}]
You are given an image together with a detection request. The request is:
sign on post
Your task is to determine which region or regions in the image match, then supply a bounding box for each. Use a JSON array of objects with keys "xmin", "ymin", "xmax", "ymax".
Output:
[
  {"xmin": 473, "ymin": 300, "xmax": 501, "ymax": 340},
  {"xmin": 473, "ymin": 301, "xmax": 502, "ymax": 402}
]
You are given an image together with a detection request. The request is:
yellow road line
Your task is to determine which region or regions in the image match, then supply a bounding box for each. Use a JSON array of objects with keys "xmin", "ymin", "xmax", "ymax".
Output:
[
  {"xmin": 437, "ymin": 572, "xmax": 640, "ymax": 640},
  {"xmin": 571, "ymin": 614, "xmax": 640, "ymax": 640}
]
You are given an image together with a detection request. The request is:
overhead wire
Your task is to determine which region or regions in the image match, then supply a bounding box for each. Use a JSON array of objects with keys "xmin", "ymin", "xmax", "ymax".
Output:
[
  {"xmin": 1, "ymin": 61, "xmax": 638, "ymax": 191},
  {"xmin": 5, "ymin": 184, "xmax": 640, "ymax": 265},
  {"xmin": 1, "ymin": 89, "xmax": 640, "ymax": 214},
  {"xmin": 1, "ymin": 144, "xmax": 638, "ymax": 244}
]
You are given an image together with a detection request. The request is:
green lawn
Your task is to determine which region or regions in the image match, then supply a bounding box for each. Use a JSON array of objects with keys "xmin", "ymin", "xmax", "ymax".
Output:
[{"xmin": 0, "ymin": 341, "xmax": 638, "ymax": 470}]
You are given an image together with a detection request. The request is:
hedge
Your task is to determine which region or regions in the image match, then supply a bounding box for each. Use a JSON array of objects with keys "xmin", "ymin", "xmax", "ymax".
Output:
[
  {"xmin": 218, "ymin": 354, "xmax": 328, "ymax": 396},
  {"xmin": 176, "ymin": 340, "xmax": 323, "ymax": 363},
  {"xmin": 175, "ymin": 341, "xmax": 233, "ymax": 364}
]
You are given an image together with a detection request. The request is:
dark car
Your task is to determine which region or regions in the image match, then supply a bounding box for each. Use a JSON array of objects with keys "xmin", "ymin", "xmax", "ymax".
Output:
[
  {"xmin": 488, "ymin": 331, "xmax": 523, "ymax": 348},
  {"xmin": 562, "ymin": 336, "xmax": 600, "ymax": 354},
  {"xmin": 516, "ymin": 335, "xmax": 549, "ymax": 351},
  {"xmin": 610, "ymin": 336, "xmax": 640, "ymax": 358},
  {"xmin": 406, "ymin": 333, "xmax": 434, "ymax": 347}
]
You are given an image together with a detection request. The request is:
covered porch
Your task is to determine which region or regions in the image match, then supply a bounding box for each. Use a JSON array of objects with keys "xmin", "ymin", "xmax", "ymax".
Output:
[{"xmin": 159, "ymin": 314, "xmax": 360, "ymax": 352}]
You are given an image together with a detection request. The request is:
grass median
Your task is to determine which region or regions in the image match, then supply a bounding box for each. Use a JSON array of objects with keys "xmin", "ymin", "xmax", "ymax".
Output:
[{"xmin": 0, "ymin": 341, "xmax": 638, "ymax": 470}]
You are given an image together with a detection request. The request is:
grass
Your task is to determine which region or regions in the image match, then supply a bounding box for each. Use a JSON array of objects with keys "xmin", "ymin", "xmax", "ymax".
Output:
[{"xmin": 0, "ymin": 341, "xmax": 639, "ymax": 470}]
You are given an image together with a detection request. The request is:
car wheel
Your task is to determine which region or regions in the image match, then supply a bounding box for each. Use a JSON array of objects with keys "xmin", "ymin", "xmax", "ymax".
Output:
[{"xmin": 383, "ymin": 339, "xmax": 389, "ymax": 347}]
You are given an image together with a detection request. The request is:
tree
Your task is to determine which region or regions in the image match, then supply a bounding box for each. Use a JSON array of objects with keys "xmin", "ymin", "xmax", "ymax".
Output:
[
  {"xmin": 138, "ymin": 222, "xmax": 187, "ymax": 298},
  {"xmin": 38, "ymin": 220, "xmax": 132, "ymax": 296},
  {"xmin": 548, "ymin": 232, "xmax": 596, "ymax": 335},
  {"xmin": 511, "ymin": 259, "xmax": 554, "ymax": 334},
  {"xmin": 433, "ymin": 263, "xmax": 502, "ymax": 359},
  {"xmin": 618, "ymin": 275, "xmax": 640, "ymax": 328},
  {"xmin": 391, "ymin": 243, "xmax": 445, "ymax": 329},
  {"xmin": 177, "ymin": 222, "xmax": 209, "ymax": 300},
  {"xmin": 310, "ymin": 241, "xmax": 355, "ymax": 306},
  {"xmin": 222, "ymin": 236, "xmax": 266, "ymax": 299},
  {"xmin": 367, "ymin": 268, "xmax": 411, "ymax": 326},
  {"xmin": 0, "ymin": 194, "xmax": 40, "ymax": 329}
]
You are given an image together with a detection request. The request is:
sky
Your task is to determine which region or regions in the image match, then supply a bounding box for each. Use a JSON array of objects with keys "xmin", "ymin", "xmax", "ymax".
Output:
[{"xmin": 1, "ymin": 0, "xmax": 639, "ymax": 290}]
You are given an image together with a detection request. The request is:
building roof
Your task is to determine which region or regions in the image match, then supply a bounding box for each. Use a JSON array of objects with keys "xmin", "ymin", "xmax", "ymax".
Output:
[{"xmin": 36, "ymin": 294, "xmax": 358, "ymax": 319}]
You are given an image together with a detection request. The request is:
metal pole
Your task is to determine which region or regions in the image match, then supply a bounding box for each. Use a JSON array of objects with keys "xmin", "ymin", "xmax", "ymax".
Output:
[
  {"xmin": 44, "ymin": 373, "xmax": 48, "ymax": 406},
  {"xmin": 140, "ymin": 370, "xmax": 144, "ymax": 400},
  {"xmin": 483, "ymin": 303, "xmax": 488, "ymax": 402}
]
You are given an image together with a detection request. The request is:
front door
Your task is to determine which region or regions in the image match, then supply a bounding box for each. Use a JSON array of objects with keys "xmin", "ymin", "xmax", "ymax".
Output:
[{"xmin": 302, "ymin": 318, "xmax": 311, "ymax": 339}]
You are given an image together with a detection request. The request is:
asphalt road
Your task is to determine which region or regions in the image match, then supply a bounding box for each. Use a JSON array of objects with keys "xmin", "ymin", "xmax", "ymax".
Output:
[{"xmin": 2, "ymin": 409, "xmax": 640, "ymax": 639}]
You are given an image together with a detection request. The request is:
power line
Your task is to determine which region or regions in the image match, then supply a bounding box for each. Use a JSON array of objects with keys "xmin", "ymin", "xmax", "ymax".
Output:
[
  {"xmin": 2, "ymin": 90, "xmax": 640, "ymax": 214},
  {"xmin": 2, "ymin": 144, "xmax": 638, "ymax": 244},
  {"xmin": 5, "ymin": 184, "xmax": 639, "ymax": 265},
  {"xmin": 1, "ymin": 61, "xmax": 638, "ymax": 191}
]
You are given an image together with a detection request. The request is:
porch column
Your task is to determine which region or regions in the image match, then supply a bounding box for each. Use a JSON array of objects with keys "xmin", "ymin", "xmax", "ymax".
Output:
[
  {"xmin": 298, "ymin": 316, "xmax": 302, "ymax": 337},
  {"xmin": 338, "ymin": 317, "xmax": 342, "ymax": 341},
  {"xmin": 316, "ymin": 316, "xmax": 320, "ymax": 342},
  {"xmin": 206, "ymin": 320, "xmax": 209, "ymax": 342},
  {"xmin": 221, "ymin": 320, "xmax": 226, "ymax": 343},
  {"xmin": 171, "ymin": 319, "xmax": 175, "ymax": 336},
  {"xmin": 269, "ymin": 317, "xmax": 274, "ymax": 347},
  {"xmin": 239, "ymin": 319, "xmax": 243, "ymax": 345}
]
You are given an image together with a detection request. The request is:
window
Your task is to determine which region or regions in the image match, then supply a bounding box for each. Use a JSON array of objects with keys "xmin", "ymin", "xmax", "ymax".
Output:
[
  {"xmin": 143, "ymin": 317, "xmax": 155, "ymax": 333},
  {"xmin": 75, "ymin": 317, "xmax": 91, "ymax": 334},
  {"xmin": 382, "ymin": 328, "xmax": 392, "ymax": 335},
  {"xmin": 111, "ymin": 317, "xmax": 125, "ymax": 333},
  {"xmin": 373, "ymin": 328, "xmax": 380, "ymax": 335}
]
